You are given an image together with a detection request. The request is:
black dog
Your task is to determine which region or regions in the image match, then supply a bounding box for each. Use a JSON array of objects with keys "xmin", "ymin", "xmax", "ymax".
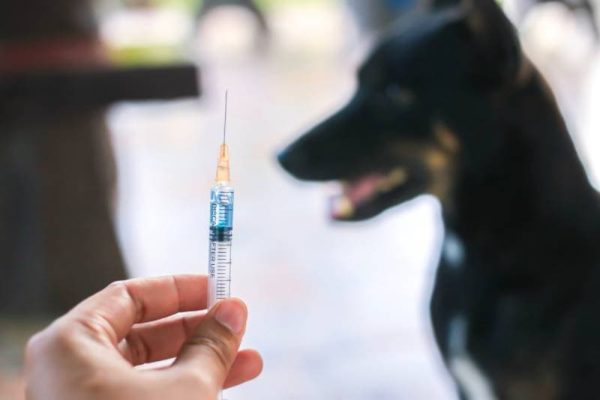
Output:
[{"xmin": 278, "ymin": 0, "xmax": 600, "ymax": 398}]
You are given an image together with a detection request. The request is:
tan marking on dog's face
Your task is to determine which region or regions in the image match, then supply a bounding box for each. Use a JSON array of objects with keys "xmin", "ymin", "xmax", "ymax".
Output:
[
  {"xmin": 424, "ymin": 148, "xmax": 455, "ymax": 205},
  {"xmin": 434, "ymin": 122, "xmax": 461, "ymax": 154},
  {"xmin": 428, "ymin": 122, "xmax": 461, "ymax": 210},
  {"xmin": 384, "ymin": 122, "xmax": 460, "ymax": 210}
]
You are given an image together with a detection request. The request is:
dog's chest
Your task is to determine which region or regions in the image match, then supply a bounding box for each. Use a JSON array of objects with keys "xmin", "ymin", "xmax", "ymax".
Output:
[
  {"xmin": 445, "ymin": 309, "xmax": 560, "ymax": 400},
  {"xmin": 439, "ymin": 233, "xmax": 563, "ymax": 399}
]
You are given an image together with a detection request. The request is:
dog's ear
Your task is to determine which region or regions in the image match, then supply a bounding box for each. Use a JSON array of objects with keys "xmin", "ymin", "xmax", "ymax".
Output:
[{"xmin": 458, "ymin": 0, "xmax": 522, "ymax": 89}]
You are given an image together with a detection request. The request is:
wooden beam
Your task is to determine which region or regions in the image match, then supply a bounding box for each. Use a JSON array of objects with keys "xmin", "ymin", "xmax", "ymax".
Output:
[{"xmin": 0, "ymin": 64, "xmax": 201, "ymax": 110}]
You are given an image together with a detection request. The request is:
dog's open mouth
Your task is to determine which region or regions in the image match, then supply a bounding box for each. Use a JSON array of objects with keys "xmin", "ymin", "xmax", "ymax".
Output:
[{"xmin": 329, "ymin": 167, "xmax": 413, "ymax": 221}]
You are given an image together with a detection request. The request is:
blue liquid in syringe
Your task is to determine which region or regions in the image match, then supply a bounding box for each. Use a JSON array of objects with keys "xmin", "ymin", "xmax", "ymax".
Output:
[{"xmin": 208, "ymin": 184, "xmax": 234, "ymax": 306}]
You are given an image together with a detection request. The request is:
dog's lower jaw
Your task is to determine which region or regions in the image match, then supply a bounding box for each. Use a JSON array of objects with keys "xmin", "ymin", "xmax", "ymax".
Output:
[{"xmin": 329, "ymin": 168, "xmax": 410, "ymax": 220}]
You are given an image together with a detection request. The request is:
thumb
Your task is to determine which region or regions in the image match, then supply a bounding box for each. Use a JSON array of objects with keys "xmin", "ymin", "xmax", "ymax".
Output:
[{"xmin": 173, "ymin": 298, "xmax": 247, "ymax": 393}]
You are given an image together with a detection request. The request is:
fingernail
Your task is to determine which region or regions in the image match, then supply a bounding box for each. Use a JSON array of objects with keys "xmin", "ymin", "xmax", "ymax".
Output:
[{"xmin": 214, "ymin": 300, "xmax": 245, "ymax": 334}]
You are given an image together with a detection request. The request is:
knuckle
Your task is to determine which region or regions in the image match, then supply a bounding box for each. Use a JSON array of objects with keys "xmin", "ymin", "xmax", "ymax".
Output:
[
  {"xmin": 24, "ymin": 331, "xmax": 47, "ymax": 366},
  {"xmin": 107, "ymin": 280, "xmax": 145, "ymax": 322},
  {"xmin": 25, "ymin": 331, "xmax": 43, "ymax": 354},
  {"xmin": 51, "ymin": 322, "xmax": 77, "ymax": 346},
  {"xmin": 124, "ymin": 332, "xmax": 150, "ymax": 365},
  {"xmin": 77, "ymin": 317, "xmax": 103, "ymax": 336},
  {"xmin": 188, "ymin": 334, "xmax": 234, "ymax": 370},
  {"xmin": 107, "ymin": 280, "xmax": 127, "ymax": 290},
  {"xmin": 24, "ymin": 321, "xmax": 79, "ymax": 372},
  {"xmin": 106, "ymin": 281, "xmax": 131, "ymax": 303},
  {"xmin": 105, "ymin": 280, "xmax": 129, "ymax": 299}
]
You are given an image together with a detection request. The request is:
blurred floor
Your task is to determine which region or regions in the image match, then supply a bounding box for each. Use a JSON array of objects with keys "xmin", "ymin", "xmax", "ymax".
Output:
[{"xmin": 2, "ymin": 2, "xmax": 600, "ymax": 400}]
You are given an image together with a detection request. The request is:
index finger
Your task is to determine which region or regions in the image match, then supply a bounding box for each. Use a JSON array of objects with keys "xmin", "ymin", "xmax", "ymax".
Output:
[{"xmin": 66, "ymin": 275, "xmax": 207, "ymax": 345}]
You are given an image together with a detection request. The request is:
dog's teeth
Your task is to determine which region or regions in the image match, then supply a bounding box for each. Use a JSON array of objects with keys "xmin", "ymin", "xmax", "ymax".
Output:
[
  {"xmin": 377, "ymin": 168, "xmax": 408, "ymax": 193},
  {"xmin": 331, "ymin": 196, "xmax": 354, "ymax": 219}
]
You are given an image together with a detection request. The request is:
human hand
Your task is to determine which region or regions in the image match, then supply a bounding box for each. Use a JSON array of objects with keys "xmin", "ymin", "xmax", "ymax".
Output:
[{"xmin": 24, "ymin": 275, "xmax": 262, "ymax": 400}]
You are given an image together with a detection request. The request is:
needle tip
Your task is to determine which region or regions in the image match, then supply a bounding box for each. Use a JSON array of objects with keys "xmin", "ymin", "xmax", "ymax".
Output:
[{"xmin": 223, "ymin": 90, "xmax": 229, "ymax": 145}]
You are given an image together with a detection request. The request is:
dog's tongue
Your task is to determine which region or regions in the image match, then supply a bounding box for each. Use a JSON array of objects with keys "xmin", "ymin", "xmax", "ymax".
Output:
[
  {"xmin": 345, "ymin": 174, "xmax": 382, "ymax": 204},
  {"xmin": 330, "ymin": 174, "xmax": 382, "ymax": 219}
]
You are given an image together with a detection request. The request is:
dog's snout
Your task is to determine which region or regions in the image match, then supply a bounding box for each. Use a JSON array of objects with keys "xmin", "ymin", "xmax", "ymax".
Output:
[{"xmin": 277, "ymin": 146, "xmax": 308, "ymax": 178}]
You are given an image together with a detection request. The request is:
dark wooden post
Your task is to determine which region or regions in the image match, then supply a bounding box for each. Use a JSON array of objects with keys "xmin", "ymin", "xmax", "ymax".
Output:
[
  {"xmin": 0, "ymin": 0, "xmax": 126, "ymax": 314},
  {"xmin": 0, "ymin": 0, "xmax": 200, "ymax": 314}
]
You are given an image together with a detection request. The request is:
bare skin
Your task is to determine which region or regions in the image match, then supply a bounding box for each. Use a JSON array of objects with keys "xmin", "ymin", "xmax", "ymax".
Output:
[{"xmin": 24, "ymin": 275, "xmax": 263, "ymax": 400}]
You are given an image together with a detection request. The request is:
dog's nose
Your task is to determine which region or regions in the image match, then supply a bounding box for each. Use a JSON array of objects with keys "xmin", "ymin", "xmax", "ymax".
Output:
[
  {"xmin": 277, "ymin": 147, "xmax": 298, "ymax": 174},
  {"xmin": 277, "ymin": 146, "xmax": 310, "ymax": 178}
]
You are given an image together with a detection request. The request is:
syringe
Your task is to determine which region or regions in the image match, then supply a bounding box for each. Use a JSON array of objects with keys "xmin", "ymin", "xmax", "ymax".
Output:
[
  {"xmin": 208, "ymin": 91, "xmax": 234, "ymax": 321},
  {"xmin": 209, "ymin": 92, "xmax": 234, "ymax": 309}
]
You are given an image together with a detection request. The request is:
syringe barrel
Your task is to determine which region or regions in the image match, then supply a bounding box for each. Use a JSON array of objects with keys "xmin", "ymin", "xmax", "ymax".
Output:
[{"xmin": 208, "ymin": 183, "xmax": 234, "ymax": 308}]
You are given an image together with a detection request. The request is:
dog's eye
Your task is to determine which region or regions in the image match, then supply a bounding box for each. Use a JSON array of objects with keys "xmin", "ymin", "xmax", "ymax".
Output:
[{"xmin": 385, "ymin": 85, "xmax": 415, "ymax": 107}]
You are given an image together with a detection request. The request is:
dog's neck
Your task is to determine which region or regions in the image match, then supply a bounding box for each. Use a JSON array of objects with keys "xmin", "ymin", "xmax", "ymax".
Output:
[{"xmin": 444, "ymin": 72, "xmax": 600, "ymax": 247}]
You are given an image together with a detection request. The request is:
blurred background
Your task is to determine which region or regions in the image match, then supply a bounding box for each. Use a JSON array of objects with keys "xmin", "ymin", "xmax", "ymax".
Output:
[{"xmin": 1, "ymin": 0, "xmax": 600, "ymax": 398}]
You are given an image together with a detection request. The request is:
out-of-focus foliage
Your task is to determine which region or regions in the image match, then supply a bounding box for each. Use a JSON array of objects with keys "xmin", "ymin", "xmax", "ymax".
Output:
[
  {"xmin": 106, "ymin": 44, "xmax": 186, "ymax": 65},
  {"xmin": 149, "ymin": 0, "xmax": 200, "ymax": 11}
]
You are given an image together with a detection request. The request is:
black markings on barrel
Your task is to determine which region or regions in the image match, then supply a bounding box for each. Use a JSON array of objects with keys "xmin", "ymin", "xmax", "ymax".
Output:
[
  {"xmin": 210, "ymin": 227, "xmax": 232, "ymax": 242},
  {"xmin": 209, "ymin": 228, "xmax": 232, "ymax": 299}
]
